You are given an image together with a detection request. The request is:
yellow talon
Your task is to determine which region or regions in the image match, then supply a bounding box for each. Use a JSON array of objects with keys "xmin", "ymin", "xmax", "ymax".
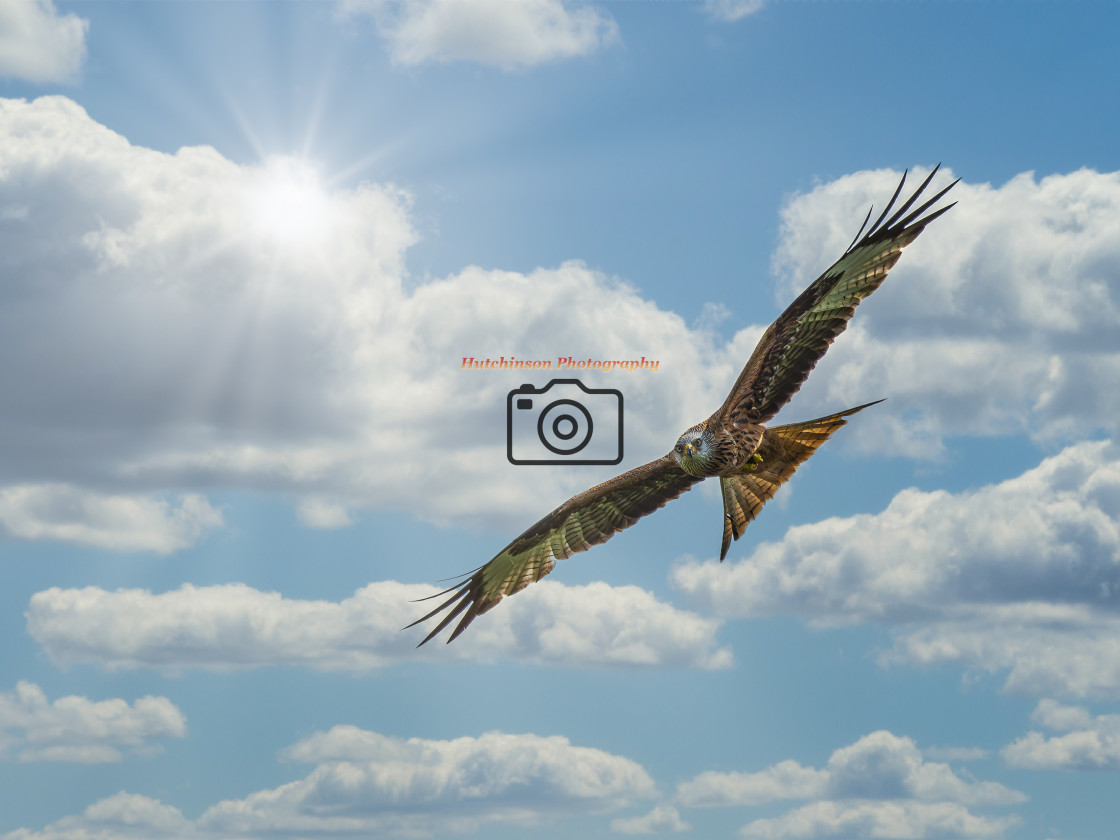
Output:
[{"xmin": 742, "ymin": 453, "xmax": 764, "ymax": 472}]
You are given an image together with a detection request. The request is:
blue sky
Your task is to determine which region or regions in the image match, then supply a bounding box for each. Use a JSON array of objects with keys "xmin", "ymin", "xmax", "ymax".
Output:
[{"xmin": 1, "ymin": 0, "xmax": 1119, "ymax": 838}]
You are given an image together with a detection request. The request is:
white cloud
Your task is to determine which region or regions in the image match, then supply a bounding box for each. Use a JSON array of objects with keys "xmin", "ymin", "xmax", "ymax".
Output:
[
  {"xmin": 0, "ymin": 0, "xmax": 87, "ymax": 83},
  {"xmin": 824, "ymin": 732, "xmax": 1022, "ymax": 807},
  {"xmin": 1029, "ymin": 698, "xmax": 1096, "ymax": 731},
  {"xmin": 769, "ymin": 166, "xmax": 1120, "ymax": 456},
  {"xmin": 612, "ymin": 804, "xmax": 690, "ymax": 834},
  {"xmin": 0, "ymin": 681, "xmax": 185, "ymax": 763},
  {"xmin": 677, "ymin": 760, "xmax": 827, "ymax": 808},
  {"xmin": 739, "ymin": 801, "xmax": 1020, "ymax": 840},
  {"xmin": 676, "ymin": 732, "xmax": 1022, "ymax": 840},
  {"xmin": 341, "ymin": 0, "xmax": 618, "ymax": 69},
  {"xmin": 675, "ymin": 439, "xmax": 1120, "ymax": 698},
  {"xmin": 3, "ymin": 791, "xmax": 193, "ymax": 840},
  {"xmin": 2, "ymin": 792, "xmax": 192, "ymax": 837},
  {"xmin": 884, "ymin": 608, "xmax": 1120, "ymax": 700},
  {"xmin": 27, "ymin": 579, "xmax": 732, "ymax": 671},
  {"xmin": 6, "ymin": 728, "xmax": 655, "ymax": 838},
  {"xmin": 704, "ymin": 0, "xmax": 765, "ymax": 23},
  {"xmin": 0, "ymin": 95, "xmax": 729, "ymax": 539},
  {"xmin": 3, "ymin": 729, "xmax": 1022, "ymax": 840},
  {"xmin": 1002, "ymin": 699, "xmax": 1120, "ymax": 770},
  {"xmin": 675, "ymin": 439, "xmax": 1120, "ymax": 628},
  {"xmin": 204, "ymin": 727, "xmax": 656, "ymax": 836},
  {"xmin": 294, "ymin": 496, "xmax": 353, "ymax": 529},
  {"xmin": 0, "ymin": 484, "xmax": 222, "ymax": 553},
  {"xmin": 678, "ymin": 732, "xmax": 1021, "ymax": 811}
]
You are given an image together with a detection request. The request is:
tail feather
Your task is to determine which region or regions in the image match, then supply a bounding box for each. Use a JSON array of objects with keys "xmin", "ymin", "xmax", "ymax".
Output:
[{"xmin": 719, "ymin": 400, "xmax": 883, "ymax": 561}]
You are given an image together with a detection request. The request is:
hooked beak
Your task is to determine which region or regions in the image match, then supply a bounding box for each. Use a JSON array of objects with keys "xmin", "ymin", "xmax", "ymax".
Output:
[{"xmin": 685, "ymin": 443, "xmax": 696, "ymax": 457}]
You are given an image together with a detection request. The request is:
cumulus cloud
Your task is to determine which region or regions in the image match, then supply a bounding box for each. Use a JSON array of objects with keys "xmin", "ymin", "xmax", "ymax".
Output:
[
  {"xmin": 885, "ymin": 607, "xmax": 1120, "ymax": 700},
  {"xmin": 739, "ymin": 801, "xmax": 1020, "ymax": 840},
  {"xmin": 6, "ymin": 728, "xmax": 654, "ymax": 838},
  {"xmin": 611, "ymin": 804, "xmax": 690, "ymax": 834},
  {"xmin": 677, "ymin": 760, "xmax": 827, "ymax": 808},
  {"xmin": 1002, "ymin": 699, "xmax": 1120, "ymax": 770},
  {"xmin": 824, "ymin": 733, "xmax": 1022, "ymax": 807},
  {"xmin": 675, "ymin": 439, "xmax": 1120, "ymax": 698},
  {"xmin": 2, "ymin": 792, "xmax": 193, "ymax": 840},
  {"xmin": 770, "ymin": 166, "xmax": 1120, "ymax": 457},
  {"xmin": 0, "ymin": 484, "xmax": 222, "ymax": 552},
  {"xmin": 678, "ymin": 732, "xmax": 1021, "ymax": 810},
  {"xmin": 0, "ymin": 681, "xmax": 185, "ymax": 763},
  {"xmin": 0, "ymin": 95, "xmax": 729, "ymax": 540},
  {"xmin": 340, "ymin": 0, "xmax": 618, "ymax": 69},
  {"xmin": 676, "ymin": 438, "xmax": 1120, "ymax": 624},
  {"xmin": 0, "ymin": 0, "xmax": 87, "ymax": 83},
  {"xmin": 27, "ymin": 579, "xmax": 732, "ymax": 671},
  {"xmin": 3, "ymin": 729, "xmax": 1023, "ymax": 840},
  {"xmin": 201, "ymin": 727, "xmax": 657, "ymax": 836},
  {"xmin": 676, "ymin": 732, "xmax": 1022, "ymax": 840}
]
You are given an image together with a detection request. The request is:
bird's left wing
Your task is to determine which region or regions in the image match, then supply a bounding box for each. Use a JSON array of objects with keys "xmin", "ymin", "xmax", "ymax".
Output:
[
  {"xmin": 407, "ymin": 456, "xmax": 702, "ymax": 645},
  {"xmin": 719, "ymin": 166, "xmax": 957, "ymax": 427}
]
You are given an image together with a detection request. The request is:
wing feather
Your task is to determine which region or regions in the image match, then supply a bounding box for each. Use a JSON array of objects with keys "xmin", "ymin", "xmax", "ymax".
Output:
[
  {"xmin": 719, "ymin": 401, "xmax": 881, "ymax": 560},
  {"xmin": 408, "ymin": 456, "xmax": 702, "ymax": 645},
  {"xmin": 720, "ymin": 167, "xmax": 957, "ymax": 427}
]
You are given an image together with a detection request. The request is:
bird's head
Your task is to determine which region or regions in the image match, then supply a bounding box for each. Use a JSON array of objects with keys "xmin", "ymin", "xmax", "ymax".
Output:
[{"xmin": 673, "ymin": 424, "xmax": 713, "ymax": 476}]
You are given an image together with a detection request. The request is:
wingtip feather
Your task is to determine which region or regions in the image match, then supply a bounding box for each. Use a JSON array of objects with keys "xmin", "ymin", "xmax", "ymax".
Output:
[
  {"xmin": 414, "ymin": 589, "xmax": 474, "ymax": 647},
  {"xmin": 848, "ymin": 165, "xmax": 957, "ymax": 254},
  {"xmin": 865, "ymin": 169, "xmax": 908, "ymax": 239}
]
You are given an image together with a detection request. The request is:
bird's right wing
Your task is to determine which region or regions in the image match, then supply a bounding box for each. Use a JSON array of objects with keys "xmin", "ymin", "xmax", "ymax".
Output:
[
  {"xmin": 408, "ymin": 455, "xmax": 702, "ymax": 645},
  {"xmin": 719, "ymin": 167, "xmax": 957, "ymax": 428},
  {"xmin": 719, "ymin": 401, "xmax": 881, "ymax": 561}
]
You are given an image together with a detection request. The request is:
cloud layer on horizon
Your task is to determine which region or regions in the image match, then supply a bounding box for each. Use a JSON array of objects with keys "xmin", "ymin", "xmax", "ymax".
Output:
[{"xmin": 3, "ymin": 728, "xmax": 1021, "ymax": 840}]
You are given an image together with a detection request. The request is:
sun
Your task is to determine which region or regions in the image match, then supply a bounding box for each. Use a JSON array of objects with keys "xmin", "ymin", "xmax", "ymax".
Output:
[{"xmin": 248, "ymin": 157, "xmax": 332, "ymax": 247}]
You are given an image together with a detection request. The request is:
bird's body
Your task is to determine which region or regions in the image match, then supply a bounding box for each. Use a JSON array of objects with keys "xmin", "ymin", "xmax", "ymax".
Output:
[
  {"xmin": 673, "ymin": 415, "xmax": 762, "ymax": 478},
  {"xmin": 409, "ymin": 167, "xmax": 958, "ymax": 645}
]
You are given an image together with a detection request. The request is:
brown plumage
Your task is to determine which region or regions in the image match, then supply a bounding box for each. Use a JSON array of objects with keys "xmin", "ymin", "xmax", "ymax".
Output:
[
  {"xmin": 718, "ymin": 401, "xmax": 882, "ymax": 561},
  {"xmin": 409, "ymin": 167, "xmax": 957, "ymax": 645}
]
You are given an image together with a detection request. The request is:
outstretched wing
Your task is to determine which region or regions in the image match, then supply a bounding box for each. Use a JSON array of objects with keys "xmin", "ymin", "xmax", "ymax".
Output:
[
  {"xmin": 719, "ymin": 401, "xmax": 880, "ymax": 561},
  {"xmin": 720, "ymin": 166, "xmax": 957, "ymax": 427},
  {"xmin": 408, "ymin": 456, "xmax": 702, "ymax": 645}
]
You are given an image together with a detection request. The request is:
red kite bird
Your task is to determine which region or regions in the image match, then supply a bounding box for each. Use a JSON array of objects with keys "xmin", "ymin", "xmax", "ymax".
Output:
[{"xmin": 410, "ymin": 167, "xmax": 957, "ymax": 645}]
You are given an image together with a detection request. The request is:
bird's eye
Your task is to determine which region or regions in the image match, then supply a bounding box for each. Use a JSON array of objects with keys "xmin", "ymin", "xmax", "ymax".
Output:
[{"xmin": 675, "ymin": 444, "xmax": 683, "ymax": 453}]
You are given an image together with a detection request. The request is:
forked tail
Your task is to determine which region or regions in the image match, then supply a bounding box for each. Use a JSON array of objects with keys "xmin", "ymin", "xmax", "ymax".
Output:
[{"xmin": 718, "ymin": 400, "xmax": 883, "ymax": 561}]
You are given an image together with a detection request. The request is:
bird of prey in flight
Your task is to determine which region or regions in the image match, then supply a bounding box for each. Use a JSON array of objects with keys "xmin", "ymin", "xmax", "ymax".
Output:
[{"xmin": 410, "ymin": 166, "xmax": 957, "ymax": 645}]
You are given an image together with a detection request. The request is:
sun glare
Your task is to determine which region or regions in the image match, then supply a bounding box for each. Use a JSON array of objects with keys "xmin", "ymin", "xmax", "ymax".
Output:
[{"xmin": 249, "ymin": 157, "xmax": 332, "ymax": 247}]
